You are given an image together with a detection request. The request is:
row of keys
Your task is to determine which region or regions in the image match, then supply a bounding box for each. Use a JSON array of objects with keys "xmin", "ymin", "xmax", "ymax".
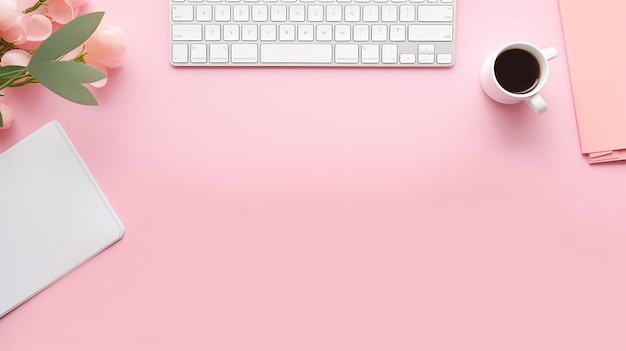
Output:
[
  {"xmin": 172, "ymin": 23, "xmax": 453, "ymax": 41},
  {"xmin": 172, "ymin": 43, "xmax": 453, "ymax": 64},
  {"xmin": 172, "ymin": 4, "xmax": 453, "ymax": 22}
]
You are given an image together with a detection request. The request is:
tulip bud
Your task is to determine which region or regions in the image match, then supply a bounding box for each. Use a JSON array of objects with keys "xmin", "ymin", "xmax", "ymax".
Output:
[{"xmin": 0, "ymin": 103, "xmax": 14, "ymax": 129}]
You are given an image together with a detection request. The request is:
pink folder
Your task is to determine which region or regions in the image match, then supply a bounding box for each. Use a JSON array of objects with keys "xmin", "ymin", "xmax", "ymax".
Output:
[{"xmin": 559, "ymin": 0, "xmax": 626, "ymax": 163}]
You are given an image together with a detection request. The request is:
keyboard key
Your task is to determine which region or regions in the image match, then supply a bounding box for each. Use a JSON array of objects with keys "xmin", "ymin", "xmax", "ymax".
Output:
[
  {"xmin": 399, "ymin": 5, "xmax": 415, "ymax": 22},
  {"xmin": 233, "ymin": 4, "xmax": 250, "ymax": 21},
  {"xmin": 196, "ymin": 5, "xmax": 212, "ymax": 21},
  {"xmin": 362, "ymin": 44, "xmax": 380, "ymax": 63},
  {"xmin": 298, "ymin": 24, "xmax": 314, "ymax": 41},
  {"xmin": 408, "ymin": 24, "xmax": 453, "ymax": 41},
  {"xmin": 418, "ymin": 44, "xmax": 434, "ymax": 53},
  {"xmin": 223, "ymin": 24, "xmax": 240, "ymax": 40},
  {"xmin": 335, "ymin": 44, "xmax": 359, "ymax": 63},
  {"xmin": 345, "ymin": 5, "xmax": 361, "ymax": 22},
  {"xmin": 307, "ymin": 5, "xmax": 324, "ymax": 21},
  {"xmin": 172, "ymin": 5, "xmax": 194, "ymax": 21},
  {"xmin": 400, "ymin": 53, "xmax": 416, "ymax": 63},
  {"xmin": 252, "ymin": 5, "xmax": 268, "ymax": 20},
  {"xmin": 382, "ymin": 44, "xmax": 397, "ymax": 63},
  {"xmin": 190, "ymin": 43, "xmax": 208, "ymax": 62},
  {"xmin": 260, "ymin": 44, "xmax": 332, "ymax": 63},
  {"xmin": 418, "ymin": 53, "xmax": 434, "ymax": 63},
  {"xmin": 326, "ymin": 5, "xmax": 342, "ymax": 21},
  {"xmin": 279, "ymin": 24, "xmax": 296, "ymax": 40},
  {"xmin": 363, "ymin": 5, "xmax": 379, "ymax": 21},
  {"xmin": 232, "ymin": 44, "xmax": 258, "ymax": 62},
  {"xmin": 437, "ymin": 53, "xmax": 453, "ymax": 64},
  {"xmin": 335, "ymin": 25, "xmax": 351, "ymax": 41},
  {"xmin": 389, "ymin": 25, "xmax": 405, "ymax": 41},
  {"xmin": 205, "ymin": 24, "xmax": 221, "ymax": 40},
  {"xmin": 172, "ymin": 24, "xmax": 202, "ymax": 40},
  {"xmin": 417, "ymin": 5, "xmax": 453, "ymax": 22},
  {"xmin": 261, "ymin": 24, "xmax": 276, "ymax": 41},
  {"xmin": 242, "ymin": 24, "xmax": 258, "ymax": 40},
  {"xmin": 172, "ymin": 43, "xmax": 188, "ymax": 63},
  {"xmin": 371, "ymin": 24, "xmax": 387, "ymax": 41},
  {"xmin": 214, "ymin": 5, "xmax": 231, "ymax": 21},
  {"xmin": 289, "ymin": 5, "xmax": 306, "ymax": 21},
  {"xmin": 381, "ymin": 5, "xmax": 398, "ymax": 21},
  {"xmin": 316, "ymin": 24, "xmax": 332, "ymax": 41},
  {"xmin": 270, "ymin": 4, "xmax": 287, "ymax": 21},
  {"xmin": 260, "ymin": 24, "xmax": 277, "ymax": 40},
  {"xmin": 209, "ymin": 44, "xmax": 229, "ymax": 62},
  {"xmin": 353, "ymin": 25, "xmax": 369, "ymax": 41}
]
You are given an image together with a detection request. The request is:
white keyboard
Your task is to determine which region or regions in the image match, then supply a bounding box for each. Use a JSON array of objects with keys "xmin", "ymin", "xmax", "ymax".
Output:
[{"xmin": 170, "ymin": 0, "xmax": 455, "ymax": 66}]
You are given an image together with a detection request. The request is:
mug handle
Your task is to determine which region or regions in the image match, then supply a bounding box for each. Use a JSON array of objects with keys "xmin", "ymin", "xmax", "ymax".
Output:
[
  {"xmin": 542, "ymin": 47, "xmax": 558, "ymax": 61},
  {"xmin": 525, "ymin": 94, "xmax": 548, "ymax": 114}
]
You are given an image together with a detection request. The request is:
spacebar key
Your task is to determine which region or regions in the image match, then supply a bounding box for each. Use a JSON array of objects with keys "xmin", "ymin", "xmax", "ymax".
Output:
[{"xmin": 261, "ymin": 44, "xmax": 333, "ymax": 64}]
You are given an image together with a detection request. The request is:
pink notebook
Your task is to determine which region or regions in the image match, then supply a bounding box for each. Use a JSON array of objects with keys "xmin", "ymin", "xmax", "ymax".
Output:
[{"xmin": 559, "ymin": 0, "xmax": 626, "ymax": 163}]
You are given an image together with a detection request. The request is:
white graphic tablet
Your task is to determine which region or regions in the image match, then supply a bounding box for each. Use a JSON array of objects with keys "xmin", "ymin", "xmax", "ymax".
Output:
[{"xmin": 0, "ymin": 121, "xmax": 124, "ymax": 318}]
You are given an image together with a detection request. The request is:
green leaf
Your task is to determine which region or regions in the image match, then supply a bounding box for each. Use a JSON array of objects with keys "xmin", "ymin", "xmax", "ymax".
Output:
[
  {"xmin": 28, "ymin": 61, "xmax": 106, "ymax": 105},
  {"xmin": 0, "ymin": 66, "xmax": 25, "ymax": 78},
  {"xmin": 0, "ymin": 66, "xmax": 26, "ymax": 85},
  {"xmin": 29, "ymin": 12, "xmax": 104, "ymax": 65},
  {"xmin": 0, "ymin": 110, "xmax": 3, "ymax": 128}
]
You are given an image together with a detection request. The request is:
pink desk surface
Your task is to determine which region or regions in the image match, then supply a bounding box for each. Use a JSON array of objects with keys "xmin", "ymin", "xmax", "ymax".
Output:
[{"xmin": 2, "ymin": 0, "xmax": 626, "ymax": 350}]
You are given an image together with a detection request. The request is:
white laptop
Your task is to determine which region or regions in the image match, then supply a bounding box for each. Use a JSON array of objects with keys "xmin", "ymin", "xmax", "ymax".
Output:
[{"xmin": 0, "ymin": 122, "xmax": 124, "ymax": 318}]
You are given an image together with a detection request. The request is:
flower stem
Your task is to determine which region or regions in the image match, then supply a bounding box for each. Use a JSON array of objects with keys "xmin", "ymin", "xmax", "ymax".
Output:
[
  {"xmin": 0, "ymin": 68, "xmax": 29, "ymax": 91},
  {"xmin": 23, "ymin": 0, "xmax": 47, "ymax": 14},
  {"xmin": 8, "ymin": 76, "xmax": 37, "ymax": 88},
  {"xmin": 73, "ymin": 46, "xmax": 88, "ymax": 64}
]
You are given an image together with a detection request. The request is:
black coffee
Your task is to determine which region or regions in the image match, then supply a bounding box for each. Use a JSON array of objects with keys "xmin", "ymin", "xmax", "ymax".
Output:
[{"xmin": 494, "ymin": 48, "xmax": 540, "ymax": 94}]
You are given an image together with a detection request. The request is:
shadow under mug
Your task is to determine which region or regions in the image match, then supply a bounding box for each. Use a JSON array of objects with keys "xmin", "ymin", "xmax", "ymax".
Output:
[{"xmin": 481, "ymin": 42, "xmax": 558, "ymax": 114}]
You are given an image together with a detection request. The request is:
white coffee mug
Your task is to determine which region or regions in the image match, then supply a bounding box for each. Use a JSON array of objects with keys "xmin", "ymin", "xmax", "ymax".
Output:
[{"xmin": 481, "ymin": 42, "xmax": 558, "ymax": 114}]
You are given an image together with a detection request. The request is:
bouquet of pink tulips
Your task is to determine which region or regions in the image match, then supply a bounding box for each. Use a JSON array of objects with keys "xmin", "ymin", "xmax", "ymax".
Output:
[{"xmin": 0, "ymin": 0, "xmax": 125, "ymax": 129}]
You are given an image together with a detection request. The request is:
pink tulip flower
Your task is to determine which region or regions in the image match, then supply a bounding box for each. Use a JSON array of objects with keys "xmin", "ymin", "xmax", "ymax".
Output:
[
  {"xmin": 85, "ymin": 26, "xmax": 126, "ymax": 68},
  {"xmin": 84, "ymin": 26, "xmax": 126, "ymax": 87}
]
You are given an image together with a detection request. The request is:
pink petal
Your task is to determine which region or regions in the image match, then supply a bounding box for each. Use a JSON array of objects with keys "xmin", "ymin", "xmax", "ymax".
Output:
[
  {"xmin": 64, "ymin": 0, "xmax": 88, "ymax": 8},
  {"xmin": 25, "ymin": 14, "xmax": 52, "ymax": 42},
  {"xmin": 0, "ymin": 0, "xmax": 18, "ymax": 31},
  {"xmin": 0, "ymin": 49, "xmax": 32, "ymax": 67},
  {"xmin": 0, "ymin": 103, "xmax": 14, "ymax": 129},
  {"xmin": 90, "ymin": 75, "xmax": 108, "ymax": 88},
  {"xmin": 47, "ymin": 0, "xmax": 76, "ymax": 24}
]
